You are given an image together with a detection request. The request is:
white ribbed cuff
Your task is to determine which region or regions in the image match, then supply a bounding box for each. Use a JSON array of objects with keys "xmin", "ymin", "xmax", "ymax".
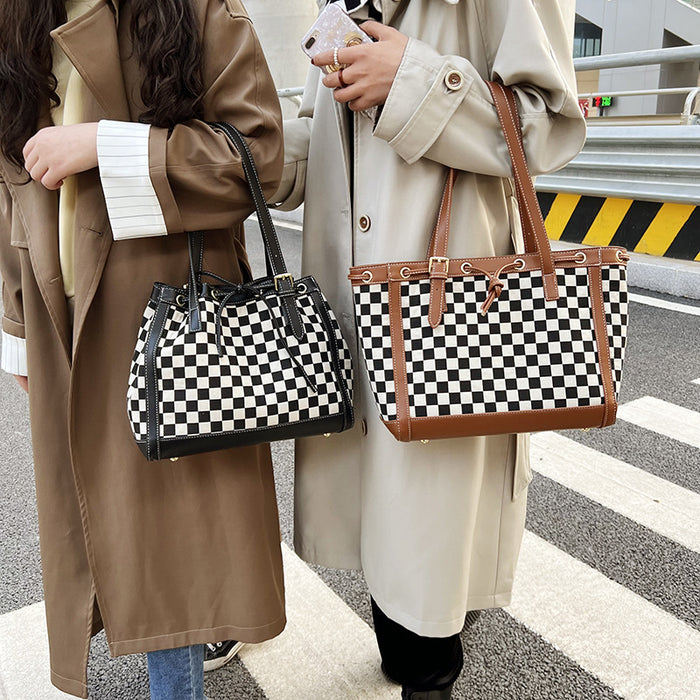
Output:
[
  {"xmin": 97, "ymin": 120, "xmax": 168, "ymax": 240},
  {"xmin": 1, "ymin": 331, "xmax": 27, "ymax": 376}
]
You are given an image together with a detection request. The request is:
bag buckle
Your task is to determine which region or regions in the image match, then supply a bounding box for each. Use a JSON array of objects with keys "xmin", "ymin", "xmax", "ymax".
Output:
[
  {"xmin": 428, "ymin": 256, "xmax": 449, "ymax": 273},
  {"xmin": 274, "ymin": 273, "xmax": 295, "ymax": 291}
]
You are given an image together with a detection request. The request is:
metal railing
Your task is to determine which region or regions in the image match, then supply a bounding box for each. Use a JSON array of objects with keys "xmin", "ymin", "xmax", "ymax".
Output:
[
  {"xmin": 535, "ymin": 125, "xmax": 700, "ymax": 205},
  {"xmin": 573, "ymin": 44, "xmax": 700, "ymax": 71},
  {"xmin": 575, "ymin": 45, "xmax": 700, "ymax": 125},
  {"xmin": 277, "ymin": 87, "xmax": 304, "ymax": 100},
  {"xmin": 538, "ymin": 45, "xmax": 700, "ymax": 205},
  {"xmin": 577, "ymin": 86, "xmax": 700, "ymax": 125}
]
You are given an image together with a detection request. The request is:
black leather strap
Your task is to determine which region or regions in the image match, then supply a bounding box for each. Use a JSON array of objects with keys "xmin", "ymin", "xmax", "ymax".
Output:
[
  {"xmin": 389, "ymin": 0, "xmax": 411, "ymax": 26},
  {"xmin": 187, "ymin": 231, "xmax": 204, "ymax": 332},
  {"xmin": 310, "ymin": 288, "xmax": 354, "ymax": 431},
  {"xmin": 209, "ymin": 122, "xmax": 305, "ymax": 340},
  {"xmin": 145, "ymin": 296, "xmax": 170, "ymax": 461}
]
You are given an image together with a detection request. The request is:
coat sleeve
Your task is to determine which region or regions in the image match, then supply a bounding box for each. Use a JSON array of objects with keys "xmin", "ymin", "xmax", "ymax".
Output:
[
  {"xmin": 97, "ymin": 6, "xmax": 284, "ymax": 240},
  {"xmin": 269, "ymin": 64, "xmax": 319, "ymax": 211},
  {"xmin": 0, "ymin": 174, "xmax": 27, "ymax": 376},
  {"xmin": 373, "ymin": 0, "xmax": 586, "ymax": 177}
]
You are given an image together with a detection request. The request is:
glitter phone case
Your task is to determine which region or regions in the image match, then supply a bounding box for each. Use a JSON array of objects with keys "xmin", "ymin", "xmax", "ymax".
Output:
[{"xmin": 301, "ymin": 3, "xmax": 373, "ymax": 73}]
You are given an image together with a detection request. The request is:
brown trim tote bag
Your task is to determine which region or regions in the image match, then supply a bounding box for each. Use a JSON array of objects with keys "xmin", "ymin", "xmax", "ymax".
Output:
[{"xmin": 348, "ymin": 82, "xmax": 629, "ymax": 442}]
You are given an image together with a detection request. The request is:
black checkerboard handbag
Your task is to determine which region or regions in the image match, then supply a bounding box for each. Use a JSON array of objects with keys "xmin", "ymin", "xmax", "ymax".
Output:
[
  {"xmin": 127, "ymin": 123, "xmax": 354, "ymax": 461},
  {"xmin": 348, "ymin": 82, "xmax": 630, "ymax": 442}
]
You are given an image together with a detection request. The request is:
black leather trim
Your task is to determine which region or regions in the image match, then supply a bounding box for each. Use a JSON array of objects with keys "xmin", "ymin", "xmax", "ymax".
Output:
[
  {"xmin": 145, "ymin": 295, "xmax": 170, "ymax": 461},
  {"xmin": 136, "ymin": 413, "xmax": 347, "ymax": 461},
  {"xmin": 153, "ymin": 275, "xmax": 321, "ymax": 309},
  {"xmin": 309, "ymin": 286, "xmax": 354, "ymax": 431},
  {"xmin": 187, "ymin": 232, "xmax": 204, "ymax": 332}
]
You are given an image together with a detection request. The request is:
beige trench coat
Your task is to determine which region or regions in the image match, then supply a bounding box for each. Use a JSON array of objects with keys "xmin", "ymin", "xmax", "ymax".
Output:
[
  {"xmin": 0, "ymin": 1, "xmax": 286, "ymax": 696},
  {"xmin": 274, "ymin": 0, "xmax": 586, "ymax": 637}
]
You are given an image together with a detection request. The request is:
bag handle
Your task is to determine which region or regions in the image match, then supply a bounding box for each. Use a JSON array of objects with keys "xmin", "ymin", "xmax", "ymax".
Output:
[
  {"xmin": 187, "ymin": 123, "xmax": 304, "ymax": 340},
  {"xmin": 485, "ymin": 81, "xmax": 559, "ymax": 300},
  {"xmin": 388, "ymin": 0, "xmax": 412, "ymax": 27},
  {"xmin": 424, "ymin": 82, "xmax": 560, "ymax": 326}
]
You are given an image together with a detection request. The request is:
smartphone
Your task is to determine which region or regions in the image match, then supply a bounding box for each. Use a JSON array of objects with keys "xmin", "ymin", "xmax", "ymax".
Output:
[{"xmin": 301, "ymin": 3, "xmax": 373, "ymax": 74}]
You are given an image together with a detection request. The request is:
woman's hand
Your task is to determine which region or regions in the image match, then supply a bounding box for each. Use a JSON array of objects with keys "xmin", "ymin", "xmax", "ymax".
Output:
[
  {"xmin": 13, "ymin": 375, "xmax": 28, "ymax": 393},
  {"xmin": 23, "ymin": 123, "xmax": 99, "ymax": 190},
  {"xmin": 313, "ymin": 21, "xmax": 408, "ymax": 112}
]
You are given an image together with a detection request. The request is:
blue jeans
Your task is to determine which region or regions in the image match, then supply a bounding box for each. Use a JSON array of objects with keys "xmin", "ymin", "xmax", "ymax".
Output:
[{"xmin": 147, "ymin": 644, "xmax": 204, "ymax": 700}]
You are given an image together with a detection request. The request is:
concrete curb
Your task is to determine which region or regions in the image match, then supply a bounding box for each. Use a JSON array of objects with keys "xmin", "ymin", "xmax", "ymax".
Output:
[{"xmin": 550, "ymin": 240, "xmax": 700, "ymax": 300}]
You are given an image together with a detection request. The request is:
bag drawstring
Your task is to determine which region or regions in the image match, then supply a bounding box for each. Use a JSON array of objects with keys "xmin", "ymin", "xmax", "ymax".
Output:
[{"xmin": 212, "ymin": 286, "xmax": 318, "ymax": 394}]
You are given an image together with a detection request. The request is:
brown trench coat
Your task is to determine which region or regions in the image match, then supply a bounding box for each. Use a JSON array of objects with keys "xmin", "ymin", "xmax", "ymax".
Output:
[{"xmin": 0, "ymin": 1, "xmax": 286, "ymax": 696}]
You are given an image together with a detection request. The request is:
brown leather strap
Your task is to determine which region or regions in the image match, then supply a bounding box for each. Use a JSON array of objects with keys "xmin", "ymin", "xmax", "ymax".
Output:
[
  {"xmin": 388, "ymin": 0, "xmax": 412, "ymax": 27},
  {"xmin": 386, "ymin": 405, "xmax": 607, "ymax": 441},
  {"xmin": 388, "ymin": 279, "xmax": 412, "ymax": 441},
  {"xmin": 427, "ymin": 169, "xmax": 455, "ymax": 328},
  {"xmin": 588, "ymin": 263, "xmax": 618, "ymax": 427},
  {"xmin": 349, "ymin": 247, "xmax": 630, "ymax": 286},
  {"xmin": 486, "ymin": 81, "xmax": 559, "ymax": 302},
  {"xmin": 427, "ymin": 169, "xmax": 455, "ymax": 261}
]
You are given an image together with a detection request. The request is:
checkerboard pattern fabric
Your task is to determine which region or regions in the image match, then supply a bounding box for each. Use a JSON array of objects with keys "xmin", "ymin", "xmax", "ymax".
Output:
[
  {"xmin": 602, "ymin": 266, "xmax": 629, "ymax": 398},
  {"xmin": 354, "ymin": 266, "xmax": 628, "ymax": 423},
  {"xmin": 353, "ymin": 283, "xmax": 397, "ymax": 421},
  {"xmin": 128, "ymin": 303, "xmax": 155, "ymax": 441},
  {"xmin": 127, "ymin": 286, "xmax": 353, "ymax": 444}
]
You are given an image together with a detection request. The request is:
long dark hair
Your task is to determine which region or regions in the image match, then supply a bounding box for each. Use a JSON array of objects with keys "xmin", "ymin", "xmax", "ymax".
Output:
[{"xmin": 0, "ymin": 0, "xmax": 204, "ymax": 169}]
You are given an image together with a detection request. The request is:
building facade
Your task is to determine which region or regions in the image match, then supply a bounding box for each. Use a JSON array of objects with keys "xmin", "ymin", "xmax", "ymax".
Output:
[{"xmin": 575, "ymin": 0, "xmax": 700, "ymax": 116}]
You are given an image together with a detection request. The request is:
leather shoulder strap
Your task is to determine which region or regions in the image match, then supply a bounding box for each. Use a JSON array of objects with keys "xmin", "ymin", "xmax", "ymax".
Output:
[
  {"xmin": 388, "ymin": 0, "xmax": 411, "ymax": 27},
  {"xmin": 485, "ymin": 81, "xmax": 559, "ymax": 301}
]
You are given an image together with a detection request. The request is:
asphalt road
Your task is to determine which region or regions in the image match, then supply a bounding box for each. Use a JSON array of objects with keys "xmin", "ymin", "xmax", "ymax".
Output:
[{"xmin": 0, "ymin": 220, "xmax": 698, "ymax": 699}]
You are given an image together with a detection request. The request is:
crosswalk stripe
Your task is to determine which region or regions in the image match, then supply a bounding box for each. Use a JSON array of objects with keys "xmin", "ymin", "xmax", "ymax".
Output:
[
  {"xmin": 629, "ymin": 293, "xmax": 700, "ymax": 317},
  {"xmin": 4, "ymin": 529, "xmax": 699, "ymax": 700},
  {"xmin": 508, "ymin": 531, "xmax": 700, "ymax": 700},
  {"xmin": 0, "ymin": 602, "xmax": 66, "ymax": 699},
  {"xmin": 0, "ymin": 548, "xmax": 398, "ymax": 700},
  {"xmin": 617, "ymin": 396, "xmax": 700, "ymax": 449},
  {"xmin": 531, "ymin": 433, "xmax": 700, "ymax": 553},
  {"xmin": 240, "ymin": 544, "xmax": 398, "ymax": 699},
  {"xmin": 4, "ymin": 406, "xmax": 699, "ymax": 700}
]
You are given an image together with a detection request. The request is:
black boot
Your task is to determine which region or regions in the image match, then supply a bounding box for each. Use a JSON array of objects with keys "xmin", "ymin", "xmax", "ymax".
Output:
[
  {"xmin": 372, "ymin": 597, "xmax": 463, "ymax": 699},
  {"xmin": 401, "ymin": 684, "xmax": 454, "ymax": 700}
]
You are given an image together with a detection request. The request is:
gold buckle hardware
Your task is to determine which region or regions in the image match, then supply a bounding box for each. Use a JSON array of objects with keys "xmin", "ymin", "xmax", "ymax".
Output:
[
  {"xmin": 428, "ymin": 256, "xmax": 450, "ymax": 273},
  {"xmin": 274, "ymin": 273, "xmax": 294, "ymax": 291}
]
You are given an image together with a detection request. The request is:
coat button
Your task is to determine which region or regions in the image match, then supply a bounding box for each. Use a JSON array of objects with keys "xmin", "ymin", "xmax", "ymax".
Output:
[
  {"xmin": 444, "ymin": 70, "xmax": 464, "ymax": 91},
  {"xmin": 360, "ymin": 419, "xmax": 367, "ymax": 436},
  {"xmin": 358, "ymin": 215, "xmax": 371, "ymax": 232}
]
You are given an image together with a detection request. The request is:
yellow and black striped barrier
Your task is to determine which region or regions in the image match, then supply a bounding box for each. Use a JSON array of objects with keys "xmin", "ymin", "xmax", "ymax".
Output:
[{"xmin": 537, "ymin": 193, "xmax": 700, "ymax": 262}]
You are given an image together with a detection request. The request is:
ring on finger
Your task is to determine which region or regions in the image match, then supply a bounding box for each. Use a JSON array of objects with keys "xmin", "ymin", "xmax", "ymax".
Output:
[
  {"xmin": 328, "ymin": 46, "xmax": 347, "ymax": 73},
  {"xmin": 338, "ymin": 69, "xmax": 348, "ymax": 89}
]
